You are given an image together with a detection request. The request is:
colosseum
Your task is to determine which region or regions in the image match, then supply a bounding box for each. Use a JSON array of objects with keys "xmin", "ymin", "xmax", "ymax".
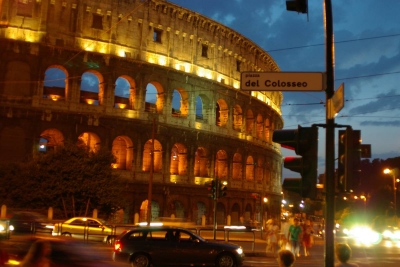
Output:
[{"xmin": 0, "ymin": 0, "xmax": 284, "ymax": 226}]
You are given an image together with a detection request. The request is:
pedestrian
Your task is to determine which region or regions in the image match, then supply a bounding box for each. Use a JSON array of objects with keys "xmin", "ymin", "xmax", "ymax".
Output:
[
  {"xmin": 20, "ymin": 239, "xmax": 52, "ymax": 267},
  {"xmin": 302, "ymin": 219, "xmax": 314, "ymax": 256},
  {"xmin": 287, "ymin": 217, "xmax": 302, "ymax": 257},
  {"xmin": 266, "ymin": 219, "xmax": 279, "ymax": 256},
  {"xmin": 277, "ymin": 249, "xmax": 295, "ymax": 267},
  {"xmin": 335, "ymin": 243, "xmax": 359, "ymax": 267}
]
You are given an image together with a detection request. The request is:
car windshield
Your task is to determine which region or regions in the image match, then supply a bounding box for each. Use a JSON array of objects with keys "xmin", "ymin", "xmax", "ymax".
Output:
[{"xmin": 192, "ymin": 232, "xmax": 206, "ymax": 242}]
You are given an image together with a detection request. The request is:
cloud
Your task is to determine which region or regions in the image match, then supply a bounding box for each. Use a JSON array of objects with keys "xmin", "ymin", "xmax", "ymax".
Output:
[{"xmin": 360, "ymin": 120, "xmax": 400, "ymax": 127}]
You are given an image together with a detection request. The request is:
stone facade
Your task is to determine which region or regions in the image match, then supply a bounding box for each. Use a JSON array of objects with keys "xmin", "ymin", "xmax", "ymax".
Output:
[{"xmin": 0, "ymin": 0, "xmax": 284, "ymax": 226}]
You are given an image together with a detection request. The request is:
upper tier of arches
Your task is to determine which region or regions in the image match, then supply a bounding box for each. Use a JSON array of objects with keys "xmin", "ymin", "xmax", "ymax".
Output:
[{"xmin": 0, "ymin": 0, "xmax": 283, "ymax": 115}]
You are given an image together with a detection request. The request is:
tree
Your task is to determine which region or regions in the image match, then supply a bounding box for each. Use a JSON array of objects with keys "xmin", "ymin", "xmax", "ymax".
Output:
[{"xmin": 0, "ymin": 141, "xmax": 128, "ymax": 219}]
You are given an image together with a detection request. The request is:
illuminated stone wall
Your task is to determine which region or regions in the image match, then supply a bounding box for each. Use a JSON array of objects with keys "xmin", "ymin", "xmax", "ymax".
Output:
[{"xmin": 0, "ymin": 0, "xmax": 284, "ymax": 224}]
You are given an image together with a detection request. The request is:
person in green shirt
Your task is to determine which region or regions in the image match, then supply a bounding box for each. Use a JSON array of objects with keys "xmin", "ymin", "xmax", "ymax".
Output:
[{"xmin": 287, "ymin": 217, "xmax": 302, "ymax": 257}]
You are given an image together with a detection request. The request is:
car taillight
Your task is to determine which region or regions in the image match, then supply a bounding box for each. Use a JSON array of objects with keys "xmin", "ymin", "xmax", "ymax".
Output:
[{"xmin": 114, "ymin": 241, "xmax": 122, "ymax": 251}]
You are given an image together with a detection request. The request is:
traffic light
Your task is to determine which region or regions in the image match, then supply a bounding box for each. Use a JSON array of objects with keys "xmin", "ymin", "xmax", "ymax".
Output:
[
  {"xmin": 337, "ymin": 128, "xmax": 362, "ymax": 192},
  {"xmin": 273, "ymin": 125, "xmax": 318, "ymax": 199},
  {"xmin": 286, "ymin": 0, "xmax": 308, "ymax": 14},
  {"xmin": 206, "ymin": 180, "xmax": 217, "ymax": 200},
  {"xmin": 218, "ymin": 181, "xmax": 227, "ymax": 198}
]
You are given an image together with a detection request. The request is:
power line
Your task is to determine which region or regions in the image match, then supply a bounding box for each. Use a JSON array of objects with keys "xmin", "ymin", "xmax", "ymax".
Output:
[{"xmin": 266, "ymin": 33, "xmax": 400, "ymax": 53}]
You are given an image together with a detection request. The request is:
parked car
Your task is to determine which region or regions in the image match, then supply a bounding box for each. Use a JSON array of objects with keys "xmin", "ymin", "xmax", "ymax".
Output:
[
  {"xmin": 112, "ymin": 226, "xmax": 245, "ymax": 267},
  {"xmin": 53, "ymin": 217, "xmax": 115, "ymax": 244},
  {"xmin": 8, "ymin": 211, "xmax": 54, "ymax": 234}
]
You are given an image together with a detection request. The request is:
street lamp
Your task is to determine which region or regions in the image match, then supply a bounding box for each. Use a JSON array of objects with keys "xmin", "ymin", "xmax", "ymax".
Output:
[
  {"xmin": 261, "ymin": 197, "xmax": 268, "ymax": 239},
  {"xmin": 360, "ymin": 195, "xmax": 366, "ymax": 214},
  {"xmin": 384, "ymin": 168, "xmax": 399, "ymax": 217}
]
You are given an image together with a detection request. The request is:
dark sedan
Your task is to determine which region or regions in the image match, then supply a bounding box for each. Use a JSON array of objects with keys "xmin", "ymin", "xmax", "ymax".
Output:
[
  {"xmin": 112, "ymin": 226, "xmax": 244, "ymax": 267},
  {"xmin": 8, "ymin": 211, "xmax": 54, "ymax": 234}
]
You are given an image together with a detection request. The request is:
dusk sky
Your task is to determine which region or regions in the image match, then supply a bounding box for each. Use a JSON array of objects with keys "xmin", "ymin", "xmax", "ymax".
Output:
[{"xmin": 168, "ymin": 0, "xmax": 400, "ymax": 178}]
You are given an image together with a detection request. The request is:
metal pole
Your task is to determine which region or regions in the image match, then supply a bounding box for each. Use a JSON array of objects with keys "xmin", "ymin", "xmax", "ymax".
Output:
[
  {"xmin": 213, "ymin": 178, "xmax": 218, "ymax": 240},
  {"xmin": 393, "ymin": 175, "xmax": 396, "ymax": 217},
  {"xmin": 147, "ymin": 118, "xmax": 155, "ymax": 225},
  {"xmin": 324, "ymin": 0, "xmax": 336, "ymax": 266}
]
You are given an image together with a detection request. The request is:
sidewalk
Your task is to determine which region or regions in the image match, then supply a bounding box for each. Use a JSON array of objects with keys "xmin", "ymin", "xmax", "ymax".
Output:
[{"xmin": 241, "ymin": 234, "xmax": 324, "ymax": 257}]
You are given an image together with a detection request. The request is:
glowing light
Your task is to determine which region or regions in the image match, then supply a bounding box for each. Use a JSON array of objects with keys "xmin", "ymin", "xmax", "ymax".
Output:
[
  {"xmin": 85, "ymin": 99, "xmax": 96, "ymax": 105},
  {"xmin": 82, "ymin": 40, "xmax": 95, "ymax": 51},
  {"xmin": 197, "ymin": 68, "xmax": 205, "ymax": 77},
  {"xmin": 137, "ymin": 222, "xmax": 163, "ymax": 226},
  {"xmin": 115, "ymin": 103, "xmax": 127, "ymax": 109},
  {"xmin": 118, "ymin": 49, "xmax": 126, "ymax": 57},
  {"xmin": 348, "ymin": 226, "xmax": 382, "ymax": 246},
  {"xmin": 158, "ymin": 55, "xmax": 167, "ymax": 66},
  {"xmin": 224, "ymin": 226, "xmax": 246, "ymax": 230},
  {"xmin": 49, "ymin": 95, "xmax": 61, "ymax": 101}
]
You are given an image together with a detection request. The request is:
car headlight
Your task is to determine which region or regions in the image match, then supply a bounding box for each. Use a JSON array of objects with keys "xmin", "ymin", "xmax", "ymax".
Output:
[
  {"xmin": 9, "ymin": 225, "xmax": 14, "ymax": 231},
  {"xmin": 351, "ymin": 226, "xmax": 382, "ymax": 245},
  {"xmin": 382, "ymin": 230, "xmax": 393, "ymax": 239},
  {"xmin": 236, "ymin": 248, "xmax": 243, "ymax": 255},
  {"xmin": 0, "ymin": 225, "xmax": 4, "ymax": 231}
]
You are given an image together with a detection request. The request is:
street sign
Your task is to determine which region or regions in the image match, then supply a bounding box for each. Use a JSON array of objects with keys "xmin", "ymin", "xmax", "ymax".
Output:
[
  {"xmin": 240, "ymin": 71, "xmax": 326, "ymax": 91},
  {"xmin": 327, "ymin": 83, "xmax": 344, "ymax": 119}
]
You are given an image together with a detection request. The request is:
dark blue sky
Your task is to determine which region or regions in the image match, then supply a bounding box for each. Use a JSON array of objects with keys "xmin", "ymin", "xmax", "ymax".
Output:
[{"xmin": 168, "ymin": 0, "xmax": 400, "ymax": 178}]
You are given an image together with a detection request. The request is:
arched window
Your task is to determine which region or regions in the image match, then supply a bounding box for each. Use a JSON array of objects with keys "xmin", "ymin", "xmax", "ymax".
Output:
[
  {"xmin": 145, "ymin": 82, "xmax": 164, "ymax": 113},
  {"xmin": 39, "ymin": 128, "xmax": 64, "ymax": 152},
  {"xmin": 80, "ymin": 71, "xmax": 103, "ymax": 105},
  {"xmin": 215, "ymin": 150, "xmax": 228, "ymax": 179},
  {"xmin": 114, "ymin": 76, "xmax": 134, "ymax": 109},
  {"xmin": 112, "ymin": 136, "xmax": 133, "ymax": 170},
  {"xmin": 142, "ymin": 139, "xmax": 163, "ymax": 172},
  {"xmin": 232, "ymin": 153, "xmax": 242, "ymax": 180},
  {"xmin": 246, "ymin": 109, "xmax": 254, "ymax": 134},
  {"xmin": 77, "ymin": 132, "xmax": 100, "ymax": 152},
  {"xmin": 43, "ymin": 67, "xmax": 67, "ymax": 101},
  {"xmin": 256, "ymin": 114, "xmax": 263, "ymax": 139},
  {"xmin": 170, "ymin": 143, "xmax": 187, "ymax": 175},
  {"xmin": 233, "ymin": 105, "xmax": 243, "ymax": 131},
  {"xmin": 194, "ymin": 147, "xmax": 208, "ymax": 177},
  {"xmin": 215, "ymin": 99, "xmax": 228, "ymax": 127},
  {"xmin": 246, "ymin": 156, "xmax": 255, "ymax": 181},
  {"xmin": 195, "ymin": 96, "xmax": 203, "ymax": 120}
]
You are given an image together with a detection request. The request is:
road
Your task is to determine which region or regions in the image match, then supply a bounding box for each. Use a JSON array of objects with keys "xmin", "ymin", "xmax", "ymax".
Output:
[
  {"xmin": 3, "ymin": 233, "xmax": 400, "ymax": 267},
  {"xmin": 244, "ymin": 236, "xmax": 400, "ymax": 267}
]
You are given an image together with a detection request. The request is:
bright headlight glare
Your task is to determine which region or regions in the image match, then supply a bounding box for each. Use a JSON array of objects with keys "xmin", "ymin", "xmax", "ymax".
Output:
[
  {"xmin": 383, "ymin": 230, "xmax": 393, "ymax": 239},
  {"xmin": 9, "ymin": 225, "xmax": 14, "ymax": 231},
  {"xmin": 351, "ymin": 226, "xmax": 381, "ymax": 245},
  {"xmin": 236, "ymin": 248, "xmax": 243, "ymax": 255},
  {"xmin": 393, "ymin": 230, "xmax": 400, "ymax": 240},
  {"xmin": 0, "ymin": 225, "xmax": 4, "ymax": 231}
]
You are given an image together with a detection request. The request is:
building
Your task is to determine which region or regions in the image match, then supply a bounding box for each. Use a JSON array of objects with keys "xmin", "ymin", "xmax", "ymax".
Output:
[{"xmin": 0, "ymin": 0, "xmax": 284, "ymax": 226}]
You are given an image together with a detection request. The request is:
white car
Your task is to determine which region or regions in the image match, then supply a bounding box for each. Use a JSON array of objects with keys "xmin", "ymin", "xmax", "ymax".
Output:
[{"xmin": 53, "ymin": 217, "xmax": 115, "ymax": 244}]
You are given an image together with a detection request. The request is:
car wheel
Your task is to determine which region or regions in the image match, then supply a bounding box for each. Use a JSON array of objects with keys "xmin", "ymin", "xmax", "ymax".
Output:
[
  {"xmin": 130, "ymin": 253, "xmax": 150, "ymax": 267},
  {"xmin": 216, "ymin": 253, "xmax": 235, "ymax": 267}
]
